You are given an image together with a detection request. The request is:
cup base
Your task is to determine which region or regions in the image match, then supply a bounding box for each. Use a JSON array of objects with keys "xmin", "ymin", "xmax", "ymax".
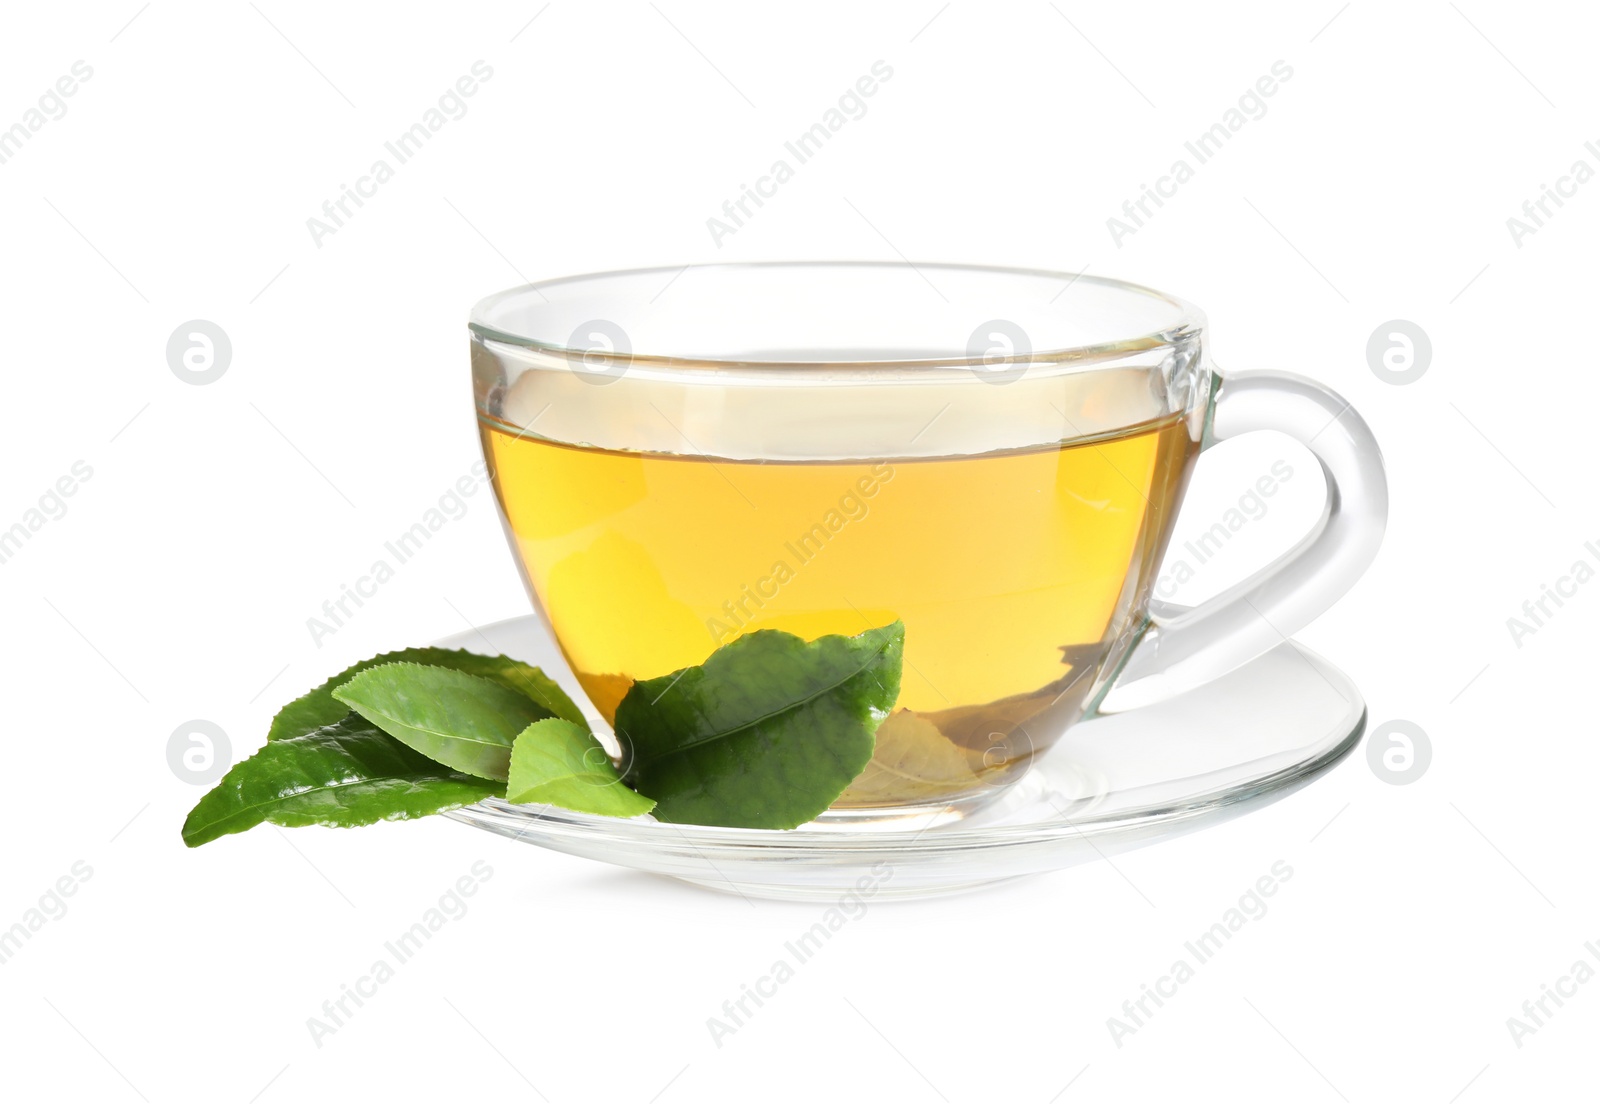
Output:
[
  {"xmin": 438, "ymin": 615, "xmax": 1366, "ymax": 900},
  {"xmin": 806, "ymin": 781, "xmax": 1017, "ymax": 830}
]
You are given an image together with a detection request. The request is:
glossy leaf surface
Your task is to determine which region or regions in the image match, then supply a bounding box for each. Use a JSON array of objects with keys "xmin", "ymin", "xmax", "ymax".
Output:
[
  {"xmin": 616, "ymin": 622, "xmax": 903, "ymax": 828},
  {"xmin": 182, "ymin": 715, "xmax": 499, "ymax": 847}
]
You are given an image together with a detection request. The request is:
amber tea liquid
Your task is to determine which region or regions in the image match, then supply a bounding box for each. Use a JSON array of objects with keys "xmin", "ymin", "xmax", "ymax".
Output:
[{"xmin": 482, "ymin": 414, "xmax": 1196, "ymax": 808}]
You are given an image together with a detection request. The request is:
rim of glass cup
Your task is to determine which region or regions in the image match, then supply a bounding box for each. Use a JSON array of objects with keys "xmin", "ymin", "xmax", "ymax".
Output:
[{"xmin": 467, "ymin": 260, "xmax": 1207, "ymax": 373}]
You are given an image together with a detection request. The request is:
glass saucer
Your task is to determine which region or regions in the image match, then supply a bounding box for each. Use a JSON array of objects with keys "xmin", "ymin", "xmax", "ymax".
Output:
[{"xmin": 438, "ymin": 617, "xmax": 1365, "ymax": 901}]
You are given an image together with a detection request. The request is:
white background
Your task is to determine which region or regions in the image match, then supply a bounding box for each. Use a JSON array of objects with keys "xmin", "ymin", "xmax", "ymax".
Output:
[{"xmin": 0, "ymin": 1, "xmax": 1592, "ymax": 1103}]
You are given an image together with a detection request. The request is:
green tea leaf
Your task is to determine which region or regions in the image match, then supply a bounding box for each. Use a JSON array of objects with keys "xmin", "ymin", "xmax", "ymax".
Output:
[
  {"xmin": 474, "ymin": 658, "xmax": 587, "ymax": 725},
  {"xmin": 182, "ymin": 715, "xmax": 499, "ymax": 848},
  {"xmin": 267, "ymin": 647, "xmax": 581, "ymax": 741},
  {"xmin": 616, "ymin": 621, "xmax": 903, "ymax": 828},
  {"xmin": 507, "ymin": 719, "xmax": 656, "ymax": 818},
  {"xmin": 333, "ymin": 663, "xmax": 547, "ymax": 781}
]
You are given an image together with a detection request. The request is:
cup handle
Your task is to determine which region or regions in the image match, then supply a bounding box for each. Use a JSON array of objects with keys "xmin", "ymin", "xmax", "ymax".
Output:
[{"xmin": 1096, "ymin": 370, "xmax": 1388, "ymax": 713}]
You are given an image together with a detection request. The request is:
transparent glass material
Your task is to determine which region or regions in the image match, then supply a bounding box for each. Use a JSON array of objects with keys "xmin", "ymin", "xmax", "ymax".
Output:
[
  {"xmin": 440, "ymin": 615, "xmax": 1366, "ymax": 901},
  {"xmin": 469, "ymin": 263, "xmax": 1387, "ymax": 821}
]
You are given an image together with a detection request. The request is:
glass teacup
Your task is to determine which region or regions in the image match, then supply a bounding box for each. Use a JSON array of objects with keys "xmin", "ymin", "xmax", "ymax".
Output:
[{"xmin": 470, "ymin": 263, "xmax": 1386, "ymax": 818}]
